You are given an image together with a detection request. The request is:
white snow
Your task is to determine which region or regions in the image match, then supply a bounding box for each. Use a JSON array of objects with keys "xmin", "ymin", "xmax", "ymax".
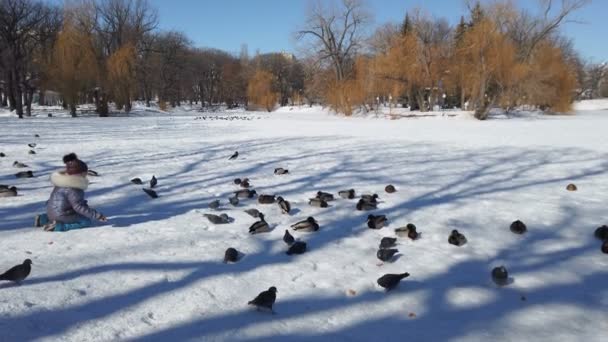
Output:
[{"xmin": 0, "ymin": 102, "xmax": 607, "ymax": 341}]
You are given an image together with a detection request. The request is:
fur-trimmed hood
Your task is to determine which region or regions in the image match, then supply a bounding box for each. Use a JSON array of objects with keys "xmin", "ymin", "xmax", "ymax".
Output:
[{"xmin": 50, "ymin": 171, "xmax": 89, "ymax": 190}]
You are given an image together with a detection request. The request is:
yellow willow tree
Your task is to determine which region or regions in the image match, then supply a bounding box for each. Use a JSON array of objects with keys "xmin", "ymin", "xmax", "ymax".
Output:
[
  {"xmin": 107, "ymin": 43, "xmax": 137, "ymax": 112},
  {"xmin": 51, "ymin": 16, "xmax": 99, "ymax": 117},
  {"xmin": 247, "ymin": 69, "xmax": 278, "ymax": 112}
]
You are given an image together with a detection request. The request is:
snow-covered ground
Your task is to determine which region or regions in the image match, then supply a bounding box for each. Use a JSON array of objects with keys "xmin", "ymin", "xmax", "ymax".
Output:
[{"xmin": 0, "ymin": 101, "xmax": 607, "ymax": 341}]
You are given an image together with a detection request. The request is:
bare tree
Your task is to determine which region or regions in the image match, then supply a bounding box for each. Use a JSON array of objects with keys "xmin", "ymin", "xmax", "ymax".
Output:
[{"xmin": 296, "ymin": 0, "xmax": 370, "ymax": 81}]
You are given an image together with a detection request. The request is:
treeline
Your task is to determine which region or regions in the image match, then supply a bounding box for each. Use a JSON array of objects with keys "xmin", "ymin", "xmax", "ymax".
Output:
[{"xmin": 0, "ymin": 0, "xmax": 601, "ymax": 119}]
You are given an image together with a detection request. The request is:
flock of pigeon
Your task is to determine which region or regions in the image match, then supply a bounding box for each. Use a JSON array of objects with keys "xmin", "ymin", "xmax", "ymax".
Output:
[{"xmin": 1, "ymin": 144, "xmax": 607, "ymax": 314}]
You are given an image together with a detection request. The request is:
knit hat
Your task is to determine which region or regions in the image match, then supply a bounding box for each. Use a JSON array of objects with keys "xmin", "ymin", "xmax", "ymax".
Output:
[{"xmin": 63, "ymin": 153, "xmax": 88, "ymax": 175}]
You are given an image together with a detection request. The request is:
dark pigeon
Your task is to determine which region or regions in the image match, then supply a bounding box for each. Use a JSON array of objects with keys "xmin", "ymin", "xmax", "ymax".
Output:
[
  {"xmin": 15, "ymin": 171, "xmax": 34, "ymax": 178},
  {"xmin": 291, "ymin": 217, "xmax": 319, "ymax": 232},
  {"xmin": 229, "ymin": 196, "xmax": 239, "ymax": 206},
  {"xmin": 240, "ymin": 179, "xmax": 251, "ymax": 188},
  {"xmin": 204, "ymin": 213, "xmax": 232, "ymax": 224},
  {"xmin": 249, "ymin": 213, "xmax": 270, "ymax": 234},
  {"xmin": 0, "ymin": 259, "xmax": 32, "ymax": 284},
  {"xmin": 379, "ymin": 237, "xmax": 397, "ymax": 249},
  {"xmin": 277, "ymin": 196, "xmax": 291, "ymax": 214},
  {"xmin": 274, "ymin": 168, "xmax": 289, "ymax": 175},
  {"xmin": 224, "ymin": 248, "xmax": 239, "ymax": 263},
  {"xmin": 208, "ymin": 199, "xmax": 221, "ymax": 210},
  {"xmin": 28, "ymin": 143, "xmax": 36, "ymax": 148},
  {"xmin": 377, "ymin": 273, "xmax": 409, "ymax": 291},
  {"xmin": 131, "ymin": 177, "xmax": 143, "ymax": 185},
  {"xmin": 566, "ymin": 183, "xmax": 577, "ymax": 191},
  {"xmin": 377, "ymin": 248, "xmax": 398, "ymax": 262},
  {"xmin": 34, "ymin": 134, "xmax": 40, "ymax": 138},
  {"xmin": 367, "ymin": 214, "xmax": 387, "ymax": 229},
  {"xmin": 28, "ymin": 150, "xmax": 36, "ymax": 155},
  {"xmin": 448, "ymin": 230, "xmax": 467, "ymax": 246},
  {"xmin": 338, "ymin": 189, "xmax": 356, "ymax": 199},
  {"xmin": 491, "ymin": 266, "xmax": 509, "ymax": 286},
  {"xmin": 0, "ymin": 152, "xmax": 5, "ymax": 157},
  {"xmin": 13, "ymin": 161, "xmax": 28, "ymax": 168},
  {"xmin": 234, "ymin": 178, "xmax": 242, "ymax": 185},
  {"xmin": 248, "ymin": 286, "xmax": 277, "ymax": 312},
  {"xmin": 244, "ymin": 208, "xmax": 261, "ymax": 218},
  {"xmin": 594, "ymin": 225, "xmax": 608, "ymax": 241},
  {"xmin": 602, "ymin": 241, "xmax": 608, "ymax": 254},
  {"xmin": 142, "ymin": 188, "xmax": 158, "ymax": 198},
  {"xmin": 150, "ymin": 175, "xmax": 157, "ymax": 188},
  {"xmin": 287, "ymin": 241, "xmax": 307, "ymax": 255},
  {"xmin": 510, "ymin": 220, "xmax": 527, "ymax": 235},
  {"xmin": 283, "ymin": 230, "xmax": 295, "ymax": 245},
  {"xmin": 229, "ymin": 151, "xmax": 239, "ymax": 160}
]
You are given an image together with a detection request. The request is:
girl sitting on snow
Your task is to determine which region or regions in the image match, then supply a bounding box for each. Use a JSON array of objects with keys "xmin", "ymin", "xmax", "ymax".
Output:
[{"xmin": 34, "ymin": 153, "xmax": 107, "ymax": 232}]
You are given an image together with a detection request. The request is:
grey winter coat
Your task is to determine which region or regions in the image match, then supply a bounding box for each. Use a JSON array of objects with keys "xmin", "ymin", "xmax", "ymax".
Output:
[{"xmin": 46, "ymin": 171, "xmax": 103, "ymax": 223}]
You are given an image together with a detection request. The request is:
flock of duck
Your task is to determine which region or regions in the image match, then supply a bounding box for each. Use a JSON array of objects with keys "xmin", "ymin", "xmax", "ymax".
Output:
[{"xmin": 2, "ymin": 145, "xmax": 607, "ymax": 314}]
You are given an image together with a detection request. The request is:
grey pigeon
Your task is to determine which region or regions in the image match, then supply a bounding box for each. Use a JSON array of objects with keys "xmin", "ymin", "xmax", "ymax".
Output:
[
  {"xmin": 244, "ymin": 208, "xmax": 261, "ymax": 218},
  {"xmin": 448, "ymin": 230, "xmax": 467, "ymax": 246},
  {"xmin": 142, "ymin": 188, "xmax": 158, "ymax": 198},
  {"xmin": 377, "ymin": 248, "xmax": 398, "ymax": 262},
  {"xmin": 491, "ymin": 266, "xmax": 509, "ymax": 286},
  {"xmin": 385, "ymin": 185, "xmax": 396, "ymax": 193},
  {"xmin": 208, "ymin": 199, "xmax": 221, "ymax": 210},
  {"xmin": 15, "ymin": 171, "xmax": 34, "ymax": 178},
  {"xmin": 361, "ymin": 194, "xmax": 379, "ymax": 203},
  {"xmin": 0, "ymin": 259, "xmax": 32, "ymax": 284},
  {"xmin": 274, "ymin": 168, "xmax": 289, "ymax": 175},
  {"xmin": 28, "ymin": 143, "xmax": 36, "ymax": 148},
  {"xmin": 377, "ymin": 273, "xmax": 410, "ymax": 291},
  {"xmin": 316, "ymin": 191, "xmax": 334, "ymax": 202},
  {"xmin": 379, "ymin": 237, "xmax": 397, "ymax": 249},
  {"xmin": 131, "ymin": 177, "xmax": 143, "ymax": 185},
  {"xmin": 356, "ymin": 199, "xmax": 376, "ymax": 211},
  {"xmin": 224, "ymin": 247, "xmax": 239, "ymax": 263},
  {"xmin": 248, "ymin": 286, "xmax": 277, "ymax": 312},
  {"xmin": 367, "ymin": 214, "xmax": 387, "ymax": 229},
  {"xmin": 0, "ymin": 186, "xmax": 18, "ymax": 197},
  {"xmin": 150, "ymin": 175, "xmax": 157, "ymax": 188},
  {"xmin": 283, "ymin": 230, "xmax": 295, "ymax": 245},
  {"xmin": 258, "ymin": 194, "xmax": 276, "ymax": 204},
  {"xmin": 277, "ymin": 196, "xmax": 291, "ymax": 214},
  {"xmin": 291, "ymin": 217, "xmax": 319, "ymax": 232},
  {"xmin": 229, "ymin": 151, "xmax": 239, "ymax": 160},
  {"xmin": 287, "ymin": 241, "xmax": 307, "ymax": 255},
  {"xmin": 229, "ymin": 196, "xmax": 239, "ymax": 206},
  {"xmin": 309, "ymin": 198, "xmax": 328, "ymax": 208},
  {"xmin": 13, "ymin": 161, "xmax": 28, "ymax": 168},
  {"xmin": 510, "ymin": 220, "xmax": 527, "ymax": 234},
  {"xmin": 338, "ymin": 189, "xmax": 356, "ymax": 199},
  {"xmin": 235, "ymin": 189, "xmax": 256, "ymax": 199},
  {"xmin": 0, "ymin": 152, "xmax": 6, "ymax": 157},
  {"xmin": 204, "ymin": 213, "xmax": 231, "ymax": 224},
  {"xmin": 595, "ymin": 225, "xmax": 608, "ymax": 241},
  {"xmin": 28, "ymin": 150, "xmax": 36, "ymax": 155},
  {"xmin": 249, "ymin": 213, "xmax": 270, "ymax": 234}
]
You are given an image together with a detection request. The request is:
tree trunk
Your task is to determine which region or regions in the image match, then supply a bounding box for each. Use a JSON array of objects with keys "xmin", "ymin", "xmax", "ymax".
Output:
[
  {"xmin": 70, "ymin": 103, "xmax": 77, "ymax": 117},
  {"xmin": 25, "ymin": 86, "xmax": 34, "ymax": 117}
]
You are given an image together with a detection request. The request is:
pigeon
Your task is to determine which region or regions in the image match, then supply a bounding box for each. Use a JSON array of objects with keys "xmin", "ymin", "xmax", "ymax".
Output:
[
  {"xmin": 367, "ymin": 214, "xmax": 387, "ymax": 229},
  {"xmin": 240, "ymin": 179, "xmax": 251, "ymax": 188},
  {"xmin": 602, "ymin": 241, "xmax": 608, "ymax": 254},
  {"xmin": 566, "ymin": 183, "xmax": 577, "ymax": 191},
  {"xmin": 277, "ymin": 196, "xmax": 291, "ymax": 214},
  {"xmin": 15, "ymin": 171, "xmax": 34, "ymax": 178},
  {"xmin": 13, "ymin": 161, "xmax": 28, "ymax": 168},
  {"xmin": 309, "ymin": 198, "xmax": 328, "ymax": 208},
  {"xmin": 448, "ymin": 230, "xmax": 467, "ymax": 246},
  {"xmin": 28, "ymin": 143, "xmax": 36, "ymax": 148},
  {"xmin": 395, "ymin": 223, "xmax": 420, "ymax": 240},
  {"xmin": 510, "ymin": 220, "xmax": 527, "ymax": 235},
  {"xmin": 291, "ymin": 217, "xmax": 319, "ymax": 232},
  {"xmin": 142, "ymin": 188, "xmax": 158, "ymax": 198},
  {"xmin": 316, "ymin": 191, "xmax": 335, "ymax": 202},
  {"xmin": 385, "ymin": 185, "xmax": 396, "ymax": 193},
  {"xmin": 594, "ymin": 225, "xmax": 608, "ymax": 241},
  {"xmin": 258, "ymin": 194, "xmax": 276, "ymax": 204},
  {"xmin": 87, "ymin": 170, "xmax": 99, "ymax": 177},
  {"xmin": 248, "ymin": 286, "xmax": 277, "ymax": 312},
  {"xmin": 356, "ymin": 199, "xmax": 377, "ymax": 211},
  {"xmin": 338, "ymin": 189, "xmax": 356, "ymax": 199},
  {"xmin": 204, "ymin": 213, "xmax": 232, "ymax": 224},
  {"xmin": 377, "ymin": 273, "xmax": 409, "ymax": 291},
  {"xmin": 0, "ymin": 152, "xmax": 5, "ymax": 157},
  {"xmin": 229, "ymin": 151, "xmax": 239, "ymax": 160},
  {"xmin": 150, "ymin": 175, "xmax": 157, "ymax": 188},
  {"xmin": 0, "ymin": 186, "xmax": 18, "ymax": 197},
  {"xmin": 229, "ymin": 196, "xmax": 239, "ymax": 206},
  {"xmin": 379, "ymin": 237, "xmax": 397, "ymax": 249},
  {"xmin": 131, "ymin": 177, "xmax": 143, "ymax": 185},
  {"xmin": 361, "ymin": 194, "xmax": 379, "ymax": 203},
  {"xmin": 283, "ymin": 230, "xmax": 295, "ymax": 245},
  {"xmin": 377, "ymin": 248, "xmax": 399, "ymax": 262},
  {"xmin": 0, "ymin": 259, "xmax": 32, "ymax": 284},
  {"xmin": 28, "ymin": 150, "xmax": 36, "ymax": 155},
  {"xmin": 287, "ymin": 241, "xmax": 307, "ymax": 255},
  {"xmin": 208, "ymin": 199, "xmax": 221, "ymax": 210},
  {"xmin": 234, "ymin": 178, "xmax": 242, "ymax": 185},
  {"xmin": 491, "ymin": 266, "xmax": 509, "ymax": 286},
  {"xmin": 274, "ymin": 168, "xmax": 289, "ymax": 175},
  {"xmin": 244, "ymin": 208, "xmax": 261, "ymax": 218},
  {"xmin": 249, "ymin": 213, "xmax": 270, "ymax": 234},
  {"xmin": 224, "ymin": 247, "xmax": 239, "ymax": 263},
  {"xmin": 34, "ymin": 134, "xmax": 40, "ymax": 138},
  {"xmin": 235, "ymin": 189, "xmax": 257, "ymax": 199}
]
